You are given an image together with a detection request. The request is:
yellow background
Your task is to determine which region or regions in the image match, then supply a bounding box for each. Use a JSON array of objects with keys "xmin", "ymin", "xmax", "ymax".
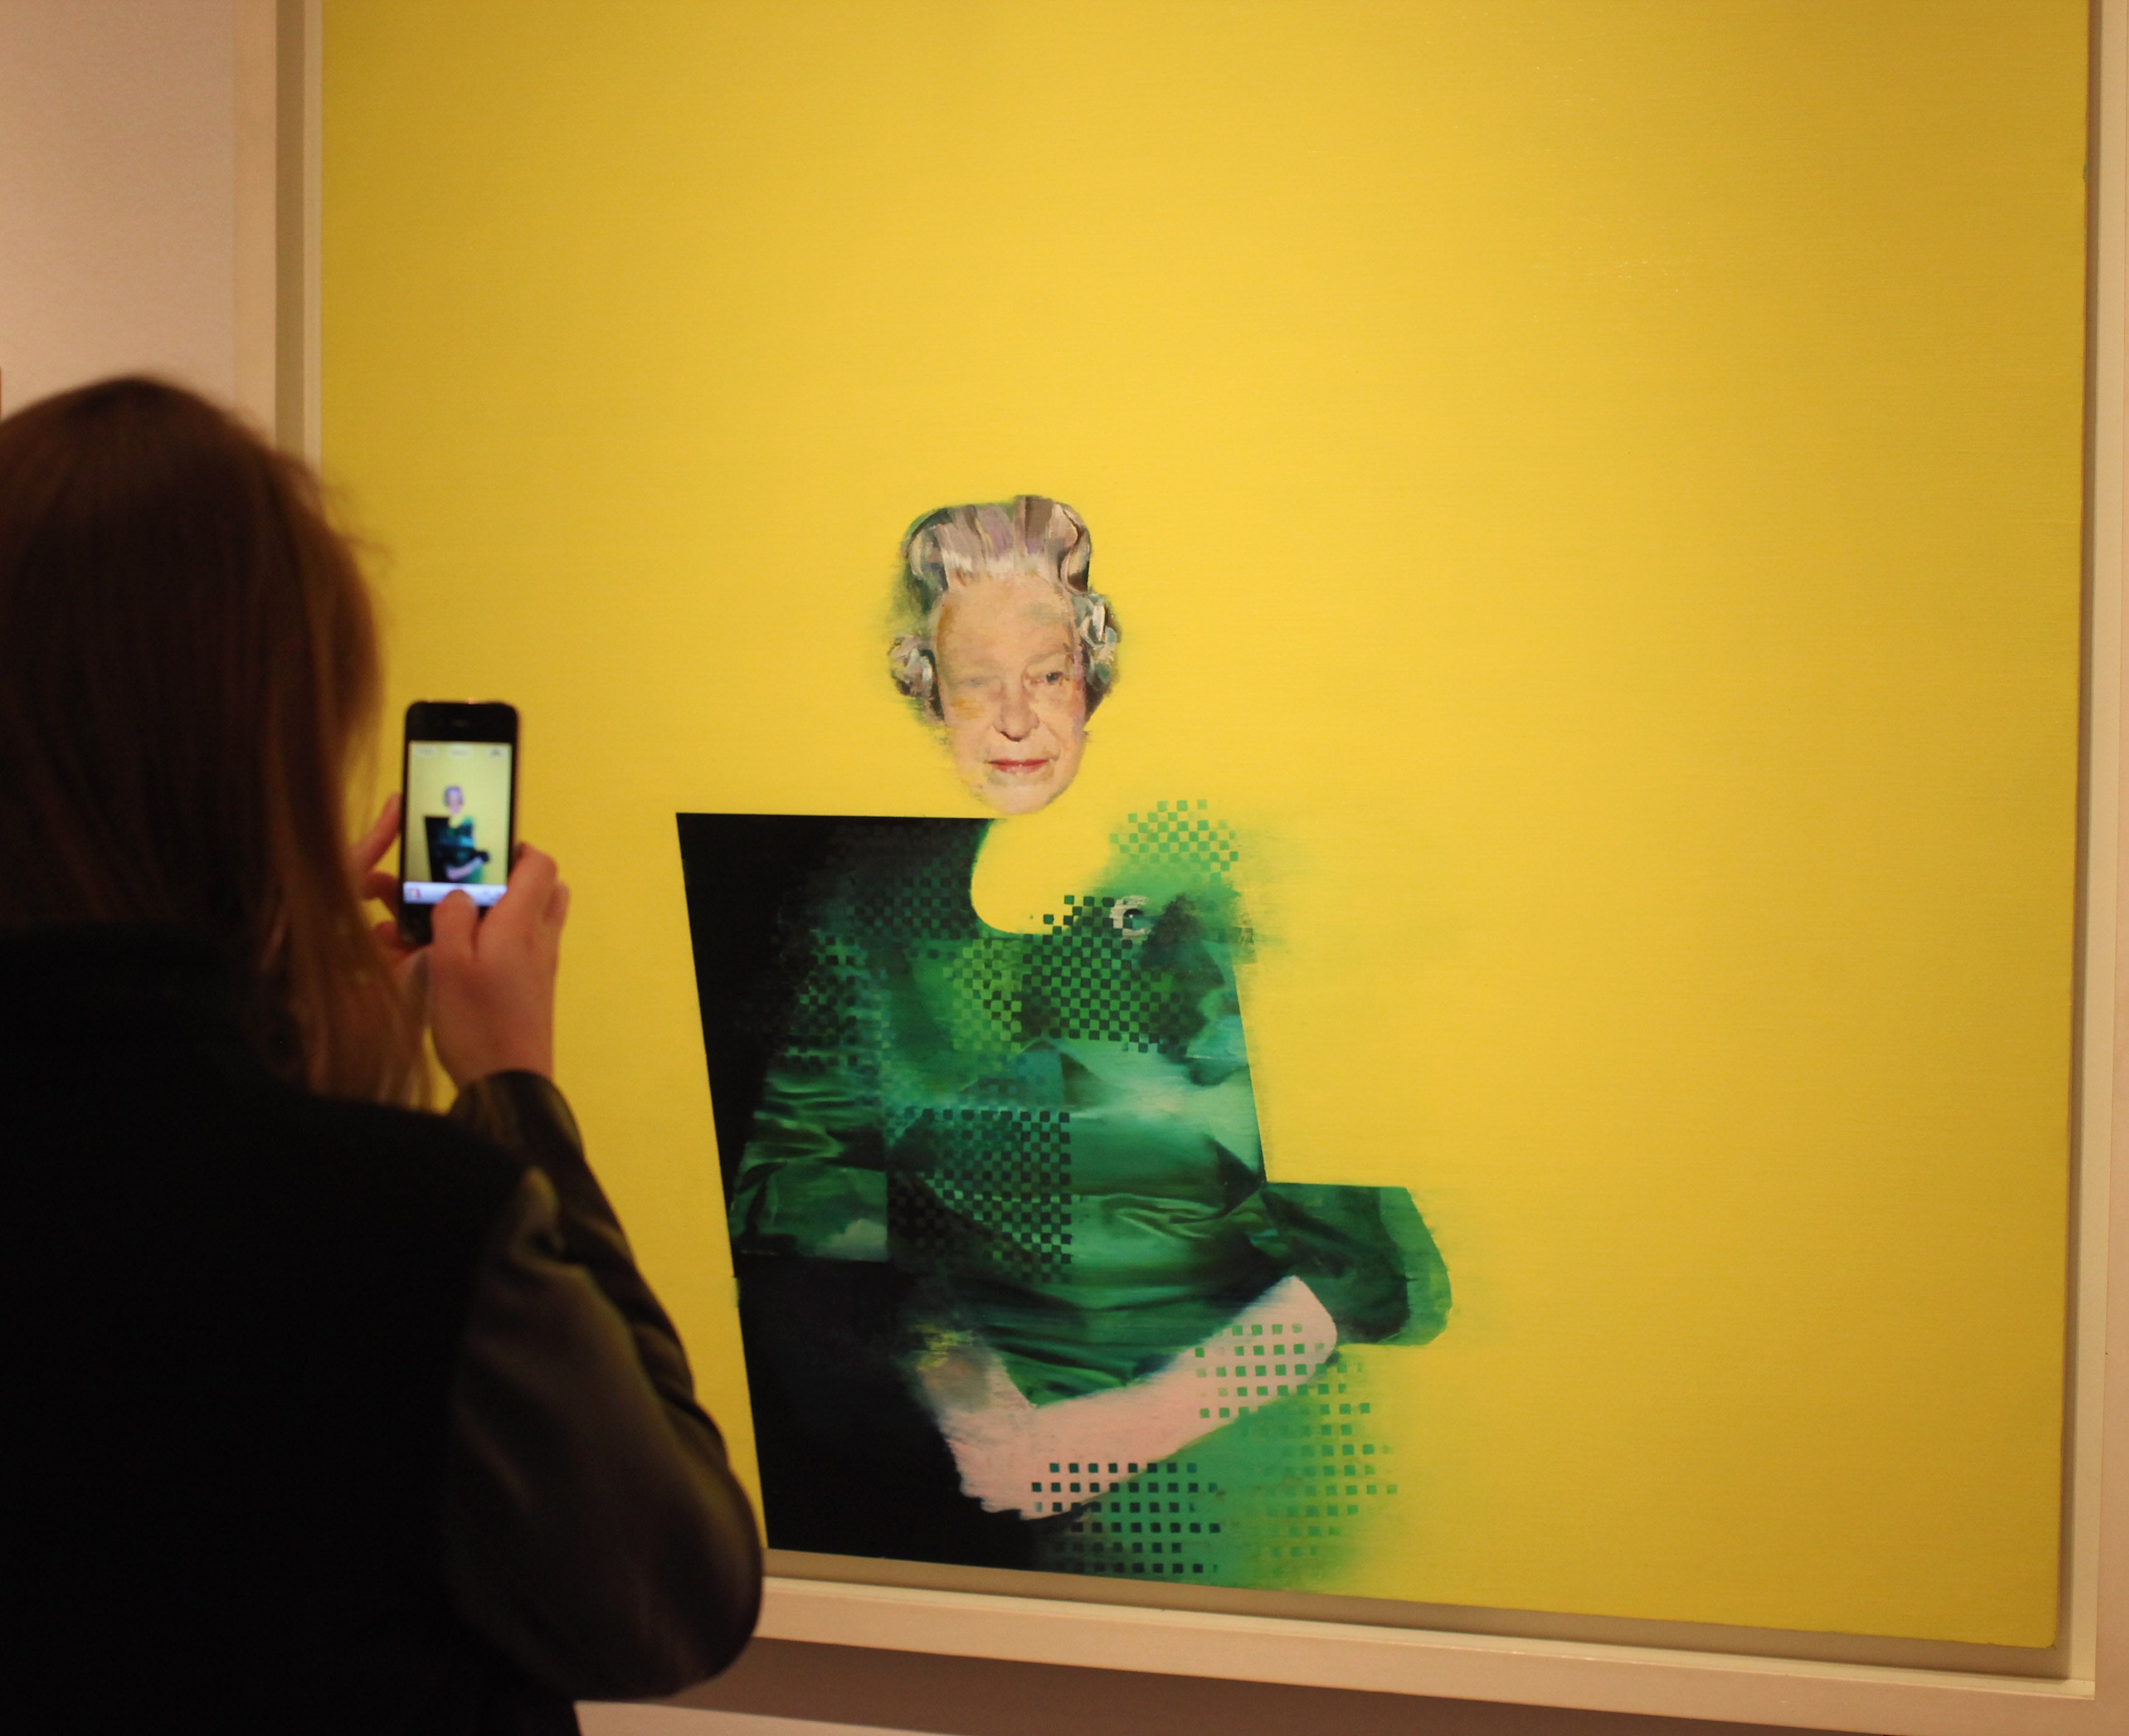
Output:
[
  {"xmin": 323, "ymin": 1, "xmax": 2088, "ymax": 1642},
  {"xmin": 402, "ymin": 741, "xmax": 513, "ymax": 885}
]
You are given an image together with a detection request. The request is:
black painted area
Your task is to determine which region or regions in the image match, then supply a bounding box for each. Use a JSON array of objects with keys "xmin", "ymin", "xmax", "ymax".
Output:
[{"xmin": 676, "ymin": 813, "xmax": 1038, "ymax": 1569}]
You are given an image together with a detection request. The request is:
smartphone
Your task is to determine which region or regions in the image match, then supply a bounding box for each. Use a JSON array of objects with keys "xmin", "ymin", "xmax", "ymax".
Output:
[{"xmin": 398, "ymin": 701, "xmax": 519, "ymax": 946}]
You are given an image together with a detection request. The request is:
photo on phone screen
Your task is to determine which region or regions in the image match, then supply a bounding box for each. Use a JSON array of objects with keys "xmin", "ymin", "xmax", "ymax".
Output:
[{"xmin": 399, "ymin": 701, "xmax": 517, "ymax": 944}]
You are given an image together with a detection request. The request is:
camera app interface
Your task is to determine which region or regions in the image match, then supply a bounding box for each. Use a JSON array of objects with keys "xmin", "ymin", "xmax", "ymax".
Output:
[{"xmin": 403, "ymin": 740, "xmax": 513, "ymax": 908}]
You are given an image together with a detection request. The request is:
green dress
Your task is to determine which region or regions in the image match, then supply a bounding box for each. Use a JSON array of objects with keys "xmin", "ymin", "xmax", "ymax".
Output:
[
  {"xmin": 725, "ymin": 803, "xmax": 1450, "ymax": 1585},
  {"xmin": 431, "ymin": 815, "xmax": 487, "ymax": 881}
]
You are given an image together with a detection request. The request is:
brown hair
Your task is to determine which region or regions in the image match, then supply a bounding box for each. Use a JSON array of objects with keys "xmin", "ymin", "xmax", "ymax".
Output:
[{"xmin": 0, "ymin": 377, "xmax": 421, "ymax": 1102}]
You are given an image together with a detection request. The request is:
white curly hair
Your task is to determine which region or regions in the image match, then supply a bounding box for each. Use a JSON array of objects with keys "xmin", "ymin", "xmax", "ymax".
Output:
[{"xmin": 889, "ymin": 496, "xmax": 1120, "ymax": 716}]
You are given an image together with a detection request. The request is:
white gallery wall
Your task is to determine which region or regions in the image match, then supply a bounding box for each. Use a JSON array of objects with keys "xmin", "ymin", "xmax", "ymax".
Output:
[{"xmin": 0, "ymin": 0, "xmax": 238, "ymax": 413}]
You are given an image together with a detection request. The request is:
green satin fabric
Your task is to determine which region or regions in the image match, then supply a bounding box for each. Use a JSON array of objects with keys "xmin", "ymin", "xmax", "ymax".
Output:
[{"xmin": 728, "ymin": 819, "xmax": 1448, "ymax": 1405}]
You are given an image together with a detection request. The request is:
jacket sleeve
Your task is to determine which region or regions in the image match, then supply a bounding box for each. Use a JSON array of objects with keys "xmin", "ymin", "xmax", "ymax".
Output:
[{"xmin": 439, "ymin": 1072, "xmax": 763, "ymax": 1700}]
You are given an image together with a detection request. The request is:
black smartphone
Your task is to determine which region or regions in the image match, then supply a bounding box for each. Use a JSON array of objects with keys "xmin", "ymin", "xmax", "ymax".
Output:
[{"xmin": 398, "ymin": 701, "xmax": 519, "ymax": 946}]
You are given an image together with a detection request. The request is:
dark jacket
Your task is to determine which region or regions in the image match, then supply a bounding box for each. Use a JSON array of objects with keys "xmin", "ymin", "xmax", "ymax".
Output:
[{"xmin": 2, "ymin": 926, "xmax": 762, "ymax": 1733}]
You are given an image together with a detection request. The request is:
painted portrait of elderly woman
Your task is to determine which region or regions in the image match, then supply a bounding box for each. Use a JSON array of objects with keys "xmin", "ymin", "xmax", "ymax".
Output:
[{"xmin": 680, "ymin": 497, "xmax": 1450, "ymax": 1586}]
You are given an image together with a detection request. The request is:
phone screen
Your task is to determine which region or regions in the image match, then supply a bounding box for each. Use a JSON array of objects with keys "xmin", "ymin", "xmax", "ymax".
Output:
[{"xmin": 399, "ymin": 701, "xmax": 518, "ymax": 941}]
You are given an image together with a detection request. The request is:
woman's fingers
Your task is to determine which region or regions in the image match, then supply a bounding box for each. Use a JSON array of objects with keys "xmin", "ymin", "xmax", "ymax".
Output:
[
  {"xmin": 370, "ymin": 915, "xmax": 421, "ymax": 973},
  {"xmin": 350, "ymin": 793, "xmax": 401, "ymax": 883},
  {"xmin": 423, "ymin": 856, "xmax": 562, "ymax": 1086},
  {"xmin": 481, "ymin": 846, "xmax": 565, "ymax": 949},
  {"xmin": 496, "ymin": 844, "xmax": 557, "ymax": 925},
  {"xmin": 516, "ymin": 845, "xmax": 569, "ymax": 934},
  {"xmin": 357, "ymin": 847, "xmax": 418, "ymax": 975},
  {"xmin": 429, "ymin": 887, "xmax": 480, "ymax": 967}
]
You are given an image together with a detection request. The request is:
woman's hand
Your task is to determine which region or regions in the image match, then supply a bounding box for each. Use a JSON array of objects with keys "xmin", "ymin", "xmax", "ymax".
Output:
[
  {"xmin": 351, "ymin": 794, "xmax": 420, "ymax": 973},
  {"xmin": 428, "ymin": 844, "xmax": 571, "ymax": 1085}
]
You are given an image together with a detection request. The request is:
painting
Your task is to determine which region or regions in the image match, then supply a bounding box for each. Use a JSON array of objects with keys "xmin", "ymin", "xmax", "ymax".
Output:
[
  {"xmin": 325, "ymin": 0, "xmax": 2090, "ymax": 1647},
  {"xmin": 682, "ymin": 500, "xmax": 1450, "ymax": 1583}
]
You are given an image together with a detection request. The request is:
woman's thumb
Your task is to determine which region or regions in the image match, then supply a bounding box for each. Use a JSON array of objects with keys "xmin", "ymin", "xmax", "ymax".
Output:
[{"xmin": 429, "ymin": 891, "xmax": 479, "ymax": 976}]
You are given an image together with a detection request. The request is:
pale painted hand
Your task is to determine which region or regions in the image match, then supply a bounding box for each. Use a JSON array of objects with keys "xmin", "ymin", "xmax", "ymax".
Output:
[{"xmin": 919, "ymin": 1275, "xmax": 1338, "ymax": 1516}]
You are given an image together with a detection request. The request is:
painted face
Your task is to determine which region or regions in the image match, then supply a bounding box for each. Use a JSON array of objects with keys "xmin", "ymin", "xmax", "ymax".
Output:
[{"xmin": 932, "ymin": 575, "xmax": 1088, "ymax": 814}]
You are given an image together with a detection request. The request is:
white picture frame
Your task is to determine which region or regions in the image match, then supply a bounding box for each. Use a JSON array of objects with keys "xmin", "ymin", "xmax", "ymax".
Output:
[{"xmin": 280, "ymin": 4, "xmax": 2129, "ymax": 1727}]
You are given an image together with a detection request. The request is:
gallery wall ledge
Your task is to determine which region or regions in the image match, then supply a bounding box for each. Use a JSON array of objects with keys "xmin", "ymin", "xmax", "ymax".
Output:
[{"xmin": 757, "ymin": 1578, "xmax": 2102, "ymax": 1736}]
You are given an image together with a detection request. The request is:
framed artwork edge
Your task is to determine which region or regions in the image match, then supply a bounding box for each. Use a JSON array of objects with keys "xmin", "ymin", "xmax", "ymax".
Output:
[
  {"xmin": 283, "ymin": 1, "xmax": 2129, "ymax": 1729},
  {"xmin": 755, "ymin": 1575, "xmax": 2102, "ymax": 1736}
]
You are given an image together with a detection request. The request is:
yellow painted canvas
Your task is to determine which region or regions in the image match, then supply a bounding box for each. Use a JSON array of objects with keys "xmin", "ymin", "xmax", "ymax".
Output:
[{"xmin": 322, "ymin": 0, "xmax": 2088, "ymax": 1645}]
